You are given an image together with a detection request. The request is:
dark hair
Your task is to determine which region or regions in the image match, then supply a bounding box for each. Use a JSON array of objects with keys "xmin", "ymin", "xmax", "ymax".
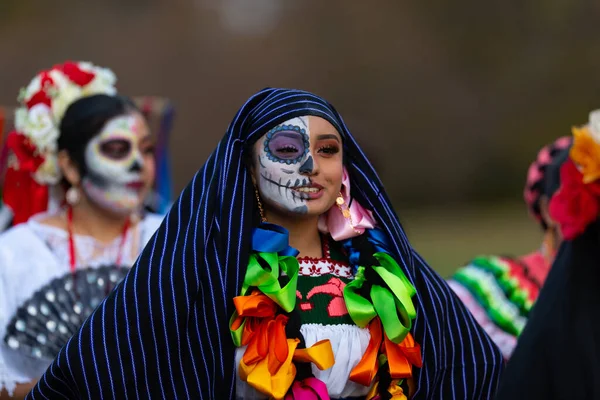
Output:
[
  {"xmin": 542, "ymin": 145, "xmax": 570, "ymax": 199},
  {"xmin": 58, "ymin": 94, "xmax": 138, "ymax": 181}
]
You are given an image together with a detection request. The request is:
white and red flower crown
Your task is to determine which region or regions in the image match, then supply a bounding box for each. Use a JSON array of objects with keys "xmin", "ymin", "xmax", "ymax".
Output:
[{"xmin": 9, "ymin": 61, "xmax": 117, "ymax": 185}]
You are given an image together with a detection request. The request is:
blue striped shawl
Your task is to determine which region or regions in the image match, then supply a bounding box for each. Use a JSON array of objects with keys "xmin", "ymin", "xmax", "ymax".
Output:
[{"xmin": 28, "ymin": 88, "xmax": 503, "ymax": 399}]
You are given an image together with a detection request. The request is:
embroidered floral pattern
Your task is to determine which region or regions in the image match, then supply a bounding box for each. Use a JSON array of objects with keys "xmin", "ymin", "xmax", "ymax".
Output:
[
  {"xmin": 296, "ymin": 277, "xmax": 350, "ymax": 317},
  {"xmin": 297, "ymin": 238, "xmax": 353, "ymax": 278},
  {"xmin": 298, "ymin": 260, "xmax": 352, "ymax": 278}
]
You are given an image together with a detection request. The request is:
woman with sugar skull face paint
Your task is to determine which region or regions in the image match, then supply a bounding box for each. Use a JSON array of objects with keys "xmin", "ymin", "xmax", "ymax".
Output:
[
  {"xmin": 81, "ymin": 112, "xmax": 154, "ymax": 214},
  {"xmin": 0, "ymin": 62, "xmax": 164, "ymax": 400},
  {"xmin": 30, "ymin": 88, "xmax": 503, "ymax": 400},
  {"xmin": 253, "ymin": 116, "xmax": 344, "ymax": 218}
]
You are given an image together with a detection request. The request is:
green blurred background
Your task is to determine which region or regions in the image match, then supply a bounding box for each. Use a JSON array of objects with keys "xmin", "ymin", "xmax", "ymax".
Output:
[
  {"xmin": 402, "ymin": 201, "xmax": 540, "ymax": 276},
  {"xmin": 1, "ymin": 0, "xmax": 595, "ymax": 275}
]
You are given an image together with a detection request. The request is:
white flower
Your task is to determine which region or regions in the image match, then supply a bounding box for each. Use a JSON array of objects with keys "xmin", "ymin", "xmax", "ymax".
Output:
[
  {"xmin": 51, "ymin": 83, "xmax": 82, "ymax": 122},
  {"xmin": 47, "ymin": 70, "xmax": 83, "ymax": 122},
  {"xmin": 33, "ymin": 152, "xmax": 61, "ymax": 185},
  {"xmin": 80, "ymin": 63, "xmax": 117, "ymax": 96},
  {"xmin": 47, "ymin": 66, "xmax": 116, "ymax": 121},
  {"xmin": 589, "ymin": 110, "xmax": 600, "ymax": 143},
  {"xmin": 82, "ymin": 74, "xmax": 117, "ymax": 96},
  {"xmin": 23, "ymin": 104, "xmax": 59, "ymax": 150},
  {"xmin": 14, "ymin": 108, "xmax": 28, "ymax": 132}
]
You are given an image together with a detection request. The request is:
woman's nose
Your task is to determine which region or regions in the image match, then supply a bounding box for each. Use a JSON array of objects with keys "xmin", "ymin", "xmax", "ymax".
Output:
[
  {"xmin": 299, "ymin": 156, "xmax": 316, "ymax": 175},
  {"xmin": 129, "ymin": 158, "xmax": 143, "ymax": 172}
]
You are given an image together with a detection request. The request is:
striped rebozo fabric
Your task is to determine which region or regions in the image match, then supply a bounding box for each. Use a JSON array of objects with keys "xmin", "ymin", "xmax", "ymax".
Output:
[{"xmin": 28, "ymin": 88, "xmax": 504, "ymax": 399}]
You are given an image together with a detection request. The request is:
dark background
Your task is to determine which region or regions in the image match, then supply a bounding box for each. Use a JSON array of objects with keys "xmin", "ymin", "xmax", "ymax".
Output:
[{"xmin": 2, "ymin": 0, "xmax": 598, "ymax": 271}]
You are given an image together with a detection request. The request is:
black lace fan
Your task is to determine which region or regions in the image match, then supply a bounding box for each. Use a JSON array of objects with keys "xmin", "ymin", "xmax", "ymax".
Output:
[{"xmin": 3, "ymin": 265, "xmax": 130, "ymax": 361}]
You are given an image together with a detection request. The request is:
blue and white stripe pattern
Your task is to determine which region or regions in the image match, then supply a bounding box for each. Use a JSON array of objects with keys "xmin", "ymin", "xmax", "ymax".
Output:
[{"xmin": 27, "ymin": 88, "xmax": 503, "ymax": 399}]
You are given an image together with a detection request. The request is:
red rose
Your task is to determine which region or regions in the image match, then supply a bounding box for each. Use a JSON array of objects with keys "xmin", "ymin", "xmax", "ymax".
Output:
[
  {"xmin": 57, "ymin": 62, "xmax": 95, "ymax": 87},
  {"xmin": 25, "ymin": 91, "xmax": 52, "ymax": 109},
  {"xmin": 6, "ymin": 131, "xmax": 45, "ymax": 173},
  {"xmin": 549, "ymin": 160, "xmax": 600, "ymax": 240}
]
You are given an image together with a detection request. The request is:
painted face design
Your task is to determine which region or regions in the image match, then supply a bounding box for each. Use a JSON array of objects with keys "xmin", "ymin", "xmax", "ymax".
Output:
[
  {"xmin": 256, "ymin": 116, "xmax": 319, "ymax": 214},
  {"xmin": 82, "ymin": 114, "xmax": 148, "ymax": 214}
]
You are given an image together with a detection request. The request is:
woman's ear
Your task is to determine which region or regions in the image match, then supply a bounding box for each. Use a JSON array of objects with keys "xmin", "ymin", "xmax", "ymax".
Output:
[{"xmin": 57, "ymin": 150, "xmax": 81, "ymax": 187}]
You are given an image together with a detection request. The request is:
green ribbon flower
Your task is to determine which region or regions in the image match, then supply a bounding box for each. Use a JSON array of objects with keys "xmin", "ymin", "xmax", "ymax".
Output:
[
  {"xmin": 230, "ymin": 252, "xmax": 299, "ymax": 346},
  {"xmin": 343, "ymin": 252, "xmax": 417, "ymax": 344}
]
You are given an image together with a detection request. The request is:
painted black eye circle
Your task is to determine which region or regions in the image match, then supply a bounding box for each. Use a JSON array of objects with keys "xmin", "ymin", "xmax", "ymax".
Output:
[
  {"xmin": 99, "ymin": 139, "xmax": 132, "ymax": 160},
  {"xmin": 264, "ymin": 125, "xmax": 309, "ymax": 164}
]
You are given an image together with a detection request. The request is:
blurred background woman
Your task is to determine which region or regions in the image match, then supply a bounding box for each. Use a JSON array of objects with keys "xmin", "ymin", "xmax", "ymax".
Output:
[
  {"xmin": 447, "ymin": 136, "xmax": 571, "ymax": 359},
  {"xmin": 0, "ymin": 61, "xmax": 163, "ymax": 399},
  {"xmin": 496, "ymin": 110, "xmax": 600, "ymax": 399}
]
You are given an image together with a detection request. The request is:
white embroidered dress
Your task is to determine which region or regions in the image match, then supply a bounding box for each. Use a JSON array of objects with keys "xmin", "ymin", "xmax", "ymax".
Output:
[
  {"xmin": 0, "ymin": 213, "xmax": 163, "ymax": 395},
  {"xmin": 235, "ymin": 240, "xmax": 372, "ymax": 399}
]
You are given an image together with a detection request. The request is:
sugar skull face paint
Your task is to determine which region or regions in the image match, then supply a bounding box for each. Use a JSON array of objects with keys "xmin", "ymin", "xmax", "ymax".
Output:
[
  {"xmin": 81, "ymin": 113, "xmax": 155, "ymax": 215},
  {"xmin": 253, "ymin": 116, "xmax": 344, "ymax": 218}
]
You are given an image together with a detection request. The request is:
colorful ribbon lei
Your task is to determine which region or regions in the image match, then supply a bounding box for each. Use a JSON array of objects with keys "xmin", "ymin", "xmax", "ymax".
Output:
[{"xmin": 229, "ymin": 224, "xmax": 422, "ymax": 400}]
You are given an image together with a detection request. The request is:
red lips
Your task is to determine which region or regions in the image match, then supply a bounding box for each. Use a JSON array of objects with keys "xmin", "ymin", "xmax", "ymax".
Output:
[
  {"xmin": 126, "ymin": 181, "xmax": 145, "ymax": 190},
  {"xmin": 292, "ymin": 182, "xmax": 324, "ymax": 190}
]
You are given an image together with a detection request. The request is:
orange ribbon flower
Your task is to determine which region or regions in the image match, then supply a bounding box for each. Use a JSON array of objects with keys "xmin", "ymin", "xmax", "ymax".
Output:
[
  {"xmin": 349, "ymin": 318, "xmax": 422, "ymax": 387},
  {"xmin": 240, "ymin": 338, "xmax": 335, "ymax": 399},
  {"xmin": 366, "ymin": 379, "xmax": 409, "ymax": 400},
  {"xmin": 230, "ymin": 291, "xmax": 277, "ymax": 343},
  {"xmin": 230, "ymin": 291, "xmax": 290, "ymax": 374},
  {"xmin": 232, "ymin": 291, "xmax": 335, "ymax": 399}
]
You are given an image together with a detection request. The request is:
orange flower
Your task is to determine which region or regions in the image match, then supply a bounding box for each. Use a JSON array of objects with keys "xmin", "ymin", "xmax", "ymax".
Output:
[
  {"xmin": 349, "ymin": 318, "xmax": 422, "ymax": 387},
  {"xmin": 570, "ymin": 126, "xmax": 600, "ymax": 183},
  {"xmin": 232, "ymin": 291, "xmax": 335, "ymax": 399}
]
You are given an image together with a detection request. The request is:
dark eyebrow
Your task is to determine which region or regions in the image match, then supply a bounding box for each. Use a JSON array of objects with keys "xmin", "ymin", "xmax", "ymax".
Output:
[
  {"xmin": 277, "ymin": 131, "xmax": 302, "ymax": 139},
  {"xmin": 316, "ymin": 134, "xmax": 341, "ymax": 142}
]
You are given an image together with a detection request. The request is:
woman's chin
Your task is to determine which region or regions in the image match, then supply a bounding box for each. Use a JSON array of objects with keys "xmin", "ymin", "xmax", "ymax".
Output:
[
  {"xmin": 303, "ymin": 199, "xmax": 336, "ymax": 217},
  {"xmin": 263, "ymin": 195, "xmax": 336, "ymax": 220},
  {"xmin": 90, "ymin": 197, "xmax": 142, "ymax": 217}
]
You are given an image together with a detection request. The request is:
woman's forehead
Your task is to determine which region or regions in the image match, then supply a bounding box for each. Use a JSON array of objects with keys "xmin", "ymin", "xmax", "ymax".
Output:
[
  {"xmin": 304, "ymin": 116, "xmax": 341, "ymax": 139},
  {"xmin": 257, "ymin": 116, "xmax": 341, "ymax": 142},
  {"xmin": 98, "ymin": 112, "xmax": 149, "ymax": 140}
]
